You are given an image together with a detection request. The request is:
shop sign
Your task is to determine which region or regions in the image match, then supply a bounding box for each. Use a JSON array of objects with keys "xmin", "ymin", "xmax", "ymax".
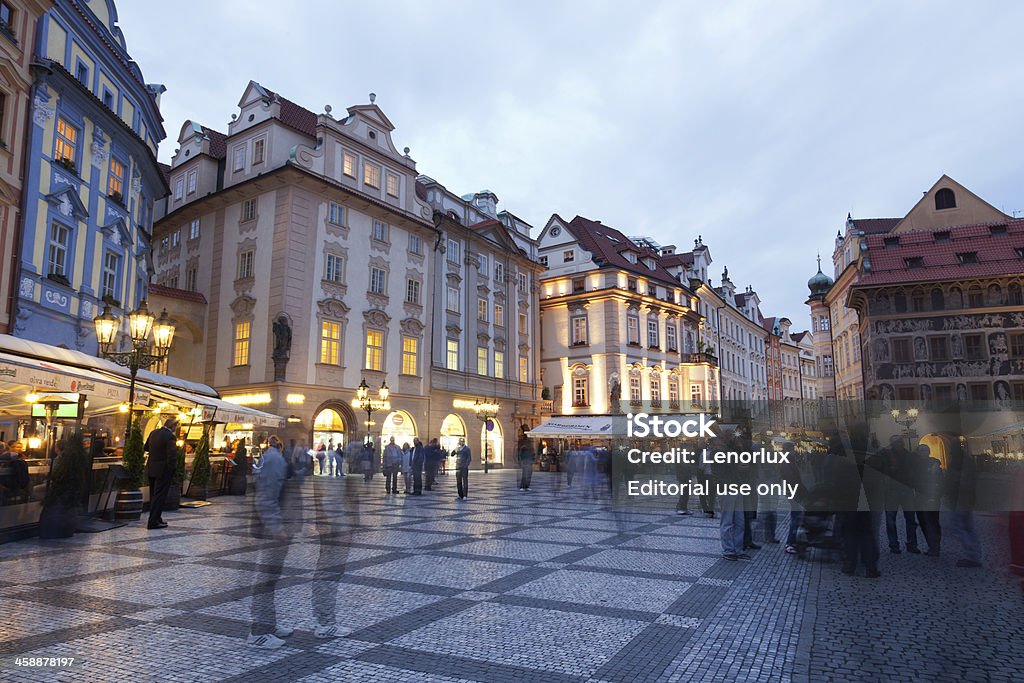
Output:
[{"xmin": 392, "ymin": 413, "xmax": 405, "ymax": 427}]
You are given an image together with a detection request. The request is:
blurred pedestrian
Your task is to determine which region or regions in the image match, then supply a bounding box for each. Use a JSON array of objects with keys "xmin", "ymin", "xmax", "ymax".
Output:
[{"xmin": 517, "ymin": 441, "xmax": 535, "ymax": 491}]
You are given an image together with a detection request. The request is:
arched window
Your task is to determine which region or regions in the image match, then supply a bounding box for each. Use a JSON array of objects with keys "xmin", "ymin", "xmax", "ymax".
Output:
[
  {"xmin": 935, "ymin": 188, "xmax": 956, "ymax": 210},
  {"xmin": 894, "ymin": 292, "xmax": 907, "ymax": 312},
  {"xmin": 911, "ymin": 289, "xmax": 926, "ymax": 312},
  {"xmin": 1009, "ymin": 283, "xmax": 1023, "ymax": 306},
  {"xmin": 930, "ymin": 288, "xmax": 945, "ymax": 311}
]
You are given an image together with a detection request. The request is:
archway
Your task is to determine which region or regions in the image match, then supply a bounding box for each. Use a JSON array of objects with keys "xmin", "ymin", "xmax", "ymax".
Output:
[
  {"xmin": 439, "ymin": 413, "xmax": 466, "ymax": 456},
  {"xmin": 481, "ymin": 417, "xmax": 503, "ymax": 467},
  {"xmin": 381, "ymin": 410, "xmax": 417, "ymax": 448},
  {"xmin": 312, "ymin": 407, "xmax": 347, "ymax": 451}
]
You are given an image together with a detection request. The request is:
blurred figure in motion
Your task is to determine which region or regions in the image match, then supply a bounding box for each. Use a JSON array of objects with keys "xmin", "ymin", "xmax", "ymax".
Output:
[
  {"xmin": 942, "ymin": 439, "xmax": 982, "ymax": 568},
  {"xmin": 517, "ymin": 440, "xmax": 535, "ymax": 491},
  {"xmin": 883, "ymin": 435, "xmax": 921, "ymax": 555}
]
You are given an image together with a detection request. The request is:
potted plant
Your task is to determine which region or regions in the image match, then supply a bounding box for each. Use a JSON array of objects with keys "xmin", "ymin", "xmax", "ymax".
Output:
[
  {"xmin": 187, "ymin": 431, "xmax": 211, "ymax": 500},
  {"xmin": 109, "ymin": 190, "xmax": 123, "ymax": 205},
  {"xmin": 541, "ymin": 387, "xmax": 551, "ymax": 401},
  {"xmin": 114, "ymin": 423, "xmax": 145, "ymax": 520},
  {"xmin": 38, "ymin": 431, "xmax": 90, "ymax": 538},
  {"xmin": 55, "ymin": 156, "xmax": 77, "ymax": 175}
]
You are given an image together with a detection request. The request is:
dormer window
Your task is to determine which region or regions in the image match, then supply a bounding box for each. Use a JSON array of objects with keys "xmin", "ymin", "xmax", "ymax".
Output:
[
  {"xmin": 644, "ymin": 258, "xmax": 656, "ymax": 270},
  {"xmin": 957, "ymin": 252, "xmax": 978, "ymax": 264},
  {"xmin": 884, "ymin": 236, "xmax": 900, "ymax": 248},
  {"xmin": 990, "ymin": 224, "xmax": 1007, "ymax": 237},
  {"xmin": 624, "ymin": 251, "xmax": 637, "ymax": 264},
  {"xmin": 904, "ymin": 257, "xmax": 924, "ymax": 269},
  {"xmin": 934, "ymin": 231, "xmax": 950, "ymax": 243},
  {"xmin": 935, "ymin": 188, "xmax": 956, "ymax": 210}
]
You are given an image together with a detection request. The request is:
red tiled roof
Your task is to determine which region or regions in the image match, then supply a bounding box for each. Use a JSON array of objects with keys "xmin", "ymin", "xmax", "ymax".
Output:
[
  {"xmin": 761, "ymin": 316, "xmax": 778, "ymax": 333},
  {"xmin": 263, "ymin": 87, "xmax": 318, "ymax": 137},
  {"xmin": 660, "ymin": 252, "xmax": 694, "ymax": 268},
  {"xmin": 149, "ymin": 284, "xmax": 207, "ymax": 304},
  {"xmin": 201, "ymin": 126, "xmax": 228, "ymax": 160},
  {"xmin": 850, "ymin": 217, "xmax": 901, "ymax": 235},
  {"xmin": 566, "ymin": 216, "xmax": 686, "ymax": 289},
  {"xmin": 855, "ymin": 220, "xmax": 1024, "ymax": 286},
  {"xmin": 792, "ymin": 331, "xmax": 809, "ymax": 343}
]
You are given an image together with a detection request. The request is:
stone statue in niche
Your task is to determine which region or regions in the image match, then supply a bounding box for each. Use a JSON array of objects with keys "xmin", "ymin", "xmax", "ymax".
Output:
[{"xmin": 272, "ymin": 316, "xmax": 292, "ymax": 360}]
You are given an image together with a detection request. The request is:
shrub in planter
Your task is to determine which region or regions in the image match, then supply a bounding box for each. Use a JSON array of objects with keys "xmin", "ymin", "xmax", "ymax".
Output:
[
  {"xmin": 188, "ymin": 431, "xmax": 211, "ymax": 500},
  {"xmin": 39, "ymin": 431, "xmax": 89, "ymax": 538},
  {"xmin": 166, "ymin": 445, "xmax": 185, "ymax": 511}
]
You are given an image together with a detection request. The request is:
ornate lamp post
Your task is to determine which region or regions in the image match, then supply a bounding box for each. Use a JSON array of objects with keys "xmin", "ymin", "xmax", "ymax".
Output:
[
  {"xmin": 891, "ymin": 407, "xmax": 920, "ymax": 450},
  {"xmin": 473, "ymin": 399, "xmax": 500, "ymax": 473},
  {"xmin": 93, "ymin": 301, "xmax": 176, "ymax": 442},
  {"xmin": 352, "ymin": 379, "xmax": 390, "ymax": 445}
]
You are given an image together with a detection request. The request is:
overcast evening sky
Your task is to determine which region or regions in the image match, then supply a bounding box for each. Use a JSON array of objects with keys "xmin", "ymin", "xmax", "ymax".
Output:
[{"xmin": 116, "ymin": 0, "xmax": 1024, "ymax": 329}]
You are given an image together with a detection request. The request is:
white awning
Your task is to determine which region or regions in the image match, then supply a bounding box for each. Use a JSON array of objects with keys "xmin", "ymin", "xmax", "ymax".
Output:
[
  {"xmin": 145, "ymin": 384, "xmax": 285, "ymax": 428},
  {"xmin": 526, "ymin": 416, "xmax": 623, "ymax": 439},
  {"xmin": 0, "ymin": 349, "xmax": 132, "ymax": 403}
]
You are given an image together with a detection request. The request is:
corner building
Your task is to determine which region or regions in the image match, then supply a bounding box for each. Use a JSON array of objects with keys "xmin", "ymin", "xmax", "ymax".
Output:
[{"xmin": 14, "ymin": 0, "xmax": 166, "ymax": 350}]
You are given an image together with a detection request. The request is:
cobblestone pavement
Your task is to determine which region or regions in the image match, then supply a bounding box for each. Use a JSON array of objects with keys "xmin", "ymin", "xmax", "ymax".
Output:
[{"xmin": 0, "ymin": 470, "xmax": 1021, "ymax": 682}]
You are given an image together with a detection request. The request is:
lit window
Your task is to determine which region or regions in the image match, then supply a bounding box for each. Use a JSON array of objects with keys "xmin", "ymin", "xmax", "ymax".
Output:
[
  {"xmin": 447, "ymin": 286, "xmax": 460, "ymax": 313},
  {"xmin": 402, "ymin": 336, "xmax": 418, "ymax": 375},
  {"xmin": 408, "ymin": 234, "xmax": 422, "ymax": 255},
  {"xmin": 342, "ymin": 152, "xmax": 356, "ymax": 178},
  {"xmin": 573, "ymin": 375, "xmax": 589, "ymax": 407},
  {"xmin": 405, "ymin": 278, "xmax": 420, "ymax": 304},
  {"xmin": 495, "ymin": 351, "xmax": 504, "ymax": 379},
  {"xmin": 237, "ymin": 250, "xmax": 254, "ymax": 279},
  {"xmin": 241, "ymin": 198, "xmax": 257, "ymax": 222},
  {"xmin": 252, "ymin": 138, "xmax": 265, "ymax": 165},
  {"xmin": 690, "ymin": 384, "xmax": 703, "ymax": 404},
  {"xmin": 189, "ymin": 219, "xmax": 200, "ymax": 240},
  {"xmin": 446, "ymin": 339, "xmax": 459, "ymax": 370},
  {"xmin": 320, "ymin": 321, "xmax": 341, "ymax": 364},
  {"xmin": 519, "ymin": 356, "xmax": 528, "ymax": 382},
  {"xmin": 494, "ymin": 303, "xmax": 504, "ymax": 326},
  {"xmin": 363, "ymin": 162, "xmax": 381, "ymax": 188},
  {"xmin": 386, "ymin": 173, "xmax": 399, "ymax": 197},
  {"xmin": 478, "ymin": 298, "xmax": 488, "ymax": 321},
  {"xmin": 186, "ymin": 170, "xmax": 197, "ymax": 195},
  {"xmin": 518, "ymin": 312, "xmax": 527, "ymax": 335},
  {"xmin": 372, "ymin": 220, "xmax": 389, "ymax": 242},
  {"xmin": 101, "ymin": 251, "xmax": 119, "ymax": 299},
  {"xmin": 54, "ymin": 117, "xmax": 78, "ymax": 167},
  {"xmin": 233, "ymin": 321, "xmax": 251, "ymax": 365},
  {"xmin": 328, "ymin": 202, "xmax": 346, "ymax": 225},
  {"xmin": 365, "ymin": 329, "xmax": 383, "ymax": 370},
  {"xmin": 233, "ymin": 145, "xmax": 245, "ymax": 172},
  {"xmin": 325, "ymin": 254, "xmax": 344, "ymax": 282},
  {"xmin": 48, "ymin": 222, "xmax": 70, "ymax": 277},
  {"xmin": 370, "ymin": 267, "xmax": 387, "ymax": 294},
  {"xmin": 477, "ymin": 347, "xmax": 488, "ymax": 375},
  {"xmin": 447, "ymin": 239, "xmax": 461, "ymax": 263},
  {"xmin": 571, "ymin": 316, "xmax": 588, "ymax": 345},
  {"xmin": 108, "ymin": 158, "xmax": 125, "ymax": 198}
]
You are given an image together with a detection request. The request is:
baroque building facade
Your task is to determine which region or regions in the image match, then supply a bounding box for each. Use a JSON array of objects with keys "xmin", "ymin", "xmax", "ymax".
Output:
[
  {"xmin": 537, "ymin": 216, "xmax": 715, "ymax": 417},
  {"xmin": 0, "ymin": 0, "xmax": 51, "ymax": 333},
  {"xmin": 15, "ymin": 0, "xmax": 166, "ymax": 349},
  {"xmin": 152, "ymin": 81, "xmax": 542, "ymax": 463}
]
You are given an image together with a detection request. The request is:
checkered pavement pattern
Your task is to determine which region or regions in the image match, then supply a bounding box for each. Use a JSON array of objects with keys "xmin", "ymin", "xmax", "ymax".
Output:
[{"xmin": 0, "ymin": 470, "xmax": 1020, "ymax": 682}]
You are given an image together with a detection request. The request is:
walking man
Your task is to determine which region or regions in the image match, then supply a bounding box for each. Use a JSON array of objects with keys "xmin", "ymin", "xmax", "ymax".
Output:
[
  {"xmin": 517, "ymin": 441, "xmax": 535, "ymax": 491},
  {"xmin": 424, "ymin": 439, "xmax": 442, "ymax": 490},
  {"xmin": 144, "ymin": 415, "xmax": 178, "ymax": 530},
  {"xmin": 455, "ymin": 437, "xmax": 471, "ymax": 500}
]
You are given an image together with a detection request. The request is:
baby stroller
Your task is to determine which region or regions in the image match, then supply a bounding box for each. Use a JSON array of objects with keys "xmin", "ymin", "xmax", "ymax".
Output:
[{"xmin": 792, "ymin": 483, "xmax": 842, "ymax": 560}]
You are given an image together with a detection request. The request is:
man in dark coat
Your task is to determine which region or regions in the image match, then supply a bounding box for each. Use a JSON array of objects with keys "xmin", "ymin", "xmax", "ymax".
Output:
[
  {"xmin": 424, "ymin": 439, "xmax": 443, "ymax": 490},
  {"xmin": 411, "ymin": 438, "xmax": 425, "ymax": 495},
  {"xmin": 144, "ymin": 416, "xmax": 179, "ymax": 530}
]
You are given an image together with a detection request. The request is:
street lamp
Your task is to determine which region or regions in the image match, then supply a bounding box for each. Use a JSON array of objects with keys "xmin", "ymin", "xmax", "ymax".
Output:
[
  {"xmin": 352, "ymin": 379, "xmax": 390, "ymax": 445},
  {"xmin": 472, "ymin": 399, "xmax": 500, "ymax": 473},
  {"xmin": 891, "ymin": 407, "xmax": 920, "ymax": 450},
  {"xmin": 93, "ymin": 301, "xmax": 176, "ymax": 443}
]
